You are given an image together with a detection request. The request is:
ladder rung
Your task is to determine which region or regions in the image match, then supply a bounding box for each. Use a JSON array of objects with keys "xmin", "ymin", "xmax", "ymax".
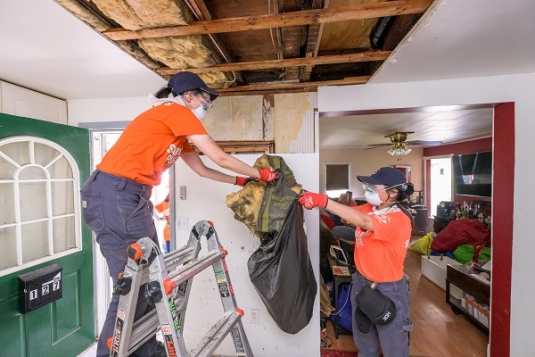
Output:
[
  {"xmin": 188, "ymin": 311, "xmax": 242, "ymax": 357},
  {"xmin": 168, "ymin": 250, "xmax": 223, "ymax": 285},
  {"xmin": 135, "ymin": 246, "xmax": 200, "ymax": 287},
  {"xmin": 163, "ymin": 246, "xmax": 196, "ymax": 267},
  {"xmin": 127, "ymin": 310, "xmax": 160, "ymax": 353}
]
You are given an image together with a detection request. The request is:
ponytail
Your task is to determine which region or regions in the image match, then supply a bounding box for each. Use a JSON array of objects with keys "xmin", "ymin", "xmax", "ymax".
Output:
[
  {"xmin": 154, "ymin": 85, "xmax": 173, "ymax": 99},
  {"xmin": 389, "ymin": 182, "xmax": 415, "ymax": 229}
]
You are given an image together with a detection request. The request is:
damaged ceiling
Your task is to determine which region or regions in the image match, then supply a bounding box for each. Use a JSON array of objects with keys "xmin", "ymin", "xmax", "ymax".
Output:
[{"xmin": 56, "ymin": 0, "xmax": 435, "ymax": 96}]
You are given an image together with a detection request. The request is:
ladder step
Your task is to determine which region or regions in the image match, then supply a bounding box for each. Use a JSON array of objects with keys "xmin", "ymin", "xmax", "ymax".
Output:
[
  {"xmin": 168, "ymin": 250, "xmax": 223, "ymax": 285},
  {"xmin": 163, "ymin": 246, "xmax": 196, "ymax": 269},
  {"xmin": 188, "ymin": 311, "xmax": 242, "ymax": 357},
  {"xmin": 127, "ymin": 309, "xmax": 160, "ymax": 354}
]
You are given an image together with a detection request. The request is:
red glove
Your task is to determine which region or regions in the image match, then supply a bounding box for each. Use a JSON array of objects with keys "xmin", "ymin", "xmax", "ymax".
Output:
[
  {"xmin": 298, "ymin": 192, "xmax": 328, "ymax": 210},
  {"xmin": 235, "ymin": 176, "xmax": 252, "ymax": 186},
  {"xmin": 257, "ymin": 168, "xmax": 279, "ymax": 183}
]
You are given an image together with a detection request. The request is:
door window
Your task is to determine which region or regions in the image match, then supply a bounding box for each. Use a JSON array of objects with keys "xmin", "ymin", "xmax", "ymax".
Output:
[{"xmin": 0, "ymin": 136, "xmax": 81, "ymax": 276}]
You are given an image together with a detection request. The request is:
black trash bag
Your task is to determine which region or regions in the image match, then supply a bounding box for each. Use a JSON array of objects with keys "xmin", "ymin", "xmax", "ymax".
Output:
[{"xmin": 248, "ymin": 199, "xmax": 317, "ymax": 334}]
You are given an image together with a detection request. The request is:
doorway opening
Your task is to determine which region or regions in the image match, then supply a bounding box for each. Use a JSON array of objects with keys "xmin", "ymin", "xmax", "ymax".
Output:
[
  {"xmin": 90, "ymin": 130, "xmax": 170, "ymax": 340},
  {"xmin": 319, "ymin": 102, "xmax": 513, "ymax": 356}
]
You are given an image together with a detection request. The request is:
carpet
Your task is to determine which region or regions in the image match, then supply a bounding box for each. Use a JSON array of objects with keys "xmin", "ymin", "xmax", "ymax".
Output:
[{"xmin": 320, "ymin": 349, "xmax": 358, "ymax": 357}]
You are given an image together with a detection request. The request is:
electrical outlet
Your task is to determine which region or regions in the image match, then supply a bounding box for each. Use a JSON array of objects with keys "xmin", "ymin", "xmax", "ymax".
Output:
[{"xmin": 250, "ymin": 308, "xmax": 259, "ymax": 324}]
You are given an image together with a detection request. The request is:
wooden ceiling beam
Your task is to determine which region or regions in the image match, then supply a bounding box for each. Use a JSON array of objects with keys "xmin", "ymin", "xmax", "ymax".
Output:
[
  {"xmin": 181, "ymin": 0, "xmax": 245, "ymax": 83},
  {"xmin": 216, "ymin": 76, "xmax": 371, "ymax": 93},
  {"xmin": 301, "ymin": 0, "xmax": 327, "ymax": 81},
  {"xmin": 103, "ymin": 0, "xmax": 433, "ymax": 41},
  {"xmin": 156, "ymin": 50, "xmax": 391, "ymax": 75}
]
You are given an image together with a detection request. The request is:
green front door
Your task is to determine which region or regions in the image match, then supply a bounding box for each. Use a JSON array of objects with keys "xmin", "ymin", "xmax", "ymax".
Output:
[{"xmin": 0, "ymin": 113, "xmax": 94, "ymax": 356}]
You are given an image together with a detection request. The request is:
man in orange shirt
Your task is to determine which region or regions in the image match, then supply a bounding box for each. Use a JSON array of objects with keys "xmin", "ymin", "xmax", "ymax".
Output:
[
  {"xmin": 80, "ymin": 71, "xmax": 278, "ymax": 357},
  {"xmin": 298, "ymin": 167, "xmax": 414, "ymax": 357}
]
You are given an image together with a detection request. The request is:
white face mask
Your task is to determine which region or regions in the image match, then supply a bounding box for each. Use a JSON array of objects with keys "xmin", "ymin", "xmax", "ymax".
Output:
[
  {"xmin": 364, "ymin": 190, "xmax": 384, "ymax": 206},
  {"xmin": 191, "ymin": 104, "xmax": 207, "ymax": 121},
  {"xmin": 178, "ymin": 94, "xmax": 209, "ymax": 121}
]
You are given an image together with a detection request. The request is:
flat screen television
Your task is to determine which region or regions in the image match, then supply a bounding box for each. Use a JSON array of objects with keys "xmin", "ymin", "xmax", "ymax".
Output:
[{"xmin": 452, "ymin": 151, "xmax": 492, "ymax": 197}]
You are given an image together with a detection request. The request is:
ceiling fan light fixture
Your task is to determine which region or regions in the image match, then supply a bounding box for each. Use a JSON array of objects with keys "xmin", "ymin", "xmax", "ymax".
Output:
[{"xmin": 387, "ymin": 147, "xmax": 412, "ymax": 156}]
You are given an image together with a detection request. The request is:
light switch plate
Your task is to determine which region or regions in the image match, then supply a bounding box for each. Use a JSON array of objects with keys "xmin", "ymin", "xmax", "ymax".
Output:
[{"xmin": 177, "ymin": 217, "xmax": 188, "ymax": 231}]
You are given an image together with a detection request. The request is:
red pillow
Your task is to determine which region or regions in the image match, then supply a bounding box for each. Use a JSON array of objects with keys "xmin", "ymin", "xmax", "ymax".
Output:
[
  {"xmin": 320, "ymin": 214, "xmax": 335, "ymax": 230},
  {"xmin": 430, "ymin": 219, "xmax": 490, "ymax": 252}
]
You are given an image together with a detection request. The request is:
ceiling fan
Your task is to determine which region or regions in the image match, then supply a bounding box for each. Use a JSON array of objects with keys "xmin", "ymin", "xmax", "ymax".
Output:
[{"xmin": 367, "ymin": 132, "xmax": 442, "ymax": 155}]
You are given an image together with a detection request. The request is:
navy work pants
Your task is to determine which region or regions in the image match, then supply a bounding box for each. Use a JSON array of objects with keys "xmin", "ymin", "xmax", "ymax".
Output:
[
  {"xmin": 81, "ymin": 170, "xmax": 159, "ymax": 357},
  {"xmin": 351, "ymin": 270, "xmax": 413, "ymax": 357}
]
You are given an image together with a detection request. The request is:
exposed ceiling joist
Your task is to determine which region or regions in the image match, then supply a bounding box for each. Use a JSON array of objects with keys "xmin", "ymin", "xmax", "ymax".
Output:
[
  {"xmin": 102, "ymin": 0, "xmax": 433, "ymax": 41},
  {"xmin": 156, "ymin": 51, "xmax": 391, "ymax": 75},
  {"xmin": 51, "ymin": 0, "xmax": 433, "ymax": 95},
  {"xmin": 301, "ymin": 0, "xmax": 328, "ymax": 82},
  {"xmin": 217, "ymin": 75, "xmax": 371, "ymax": 94}
]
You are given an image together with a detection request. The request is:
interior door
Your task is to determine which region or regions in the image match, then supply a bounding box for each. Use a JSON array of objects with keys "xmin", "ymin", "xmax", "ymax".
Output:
[{"xmin": 0, "ymin": 113, "xmax": 94, "ymax": 356}]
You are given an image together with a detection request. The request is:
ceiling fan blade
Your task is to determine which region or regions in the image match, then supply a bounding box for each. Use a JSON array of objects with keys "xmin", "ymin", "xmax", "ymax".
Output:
[
  {"xmin": 367, "ymin": 143, "xmax": 395, "ymax": 148},
  {"xmin": 405, "ymin": 140, "xmax": 442, "ymax": 146}
]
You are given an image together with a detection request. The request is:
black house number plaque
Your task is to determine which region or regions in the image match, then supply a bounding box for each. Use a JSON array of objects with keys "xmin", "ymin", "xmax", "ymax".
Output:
[{"xmin": 18, "ymin": 263, "xmax": 63, "ymax": 314}]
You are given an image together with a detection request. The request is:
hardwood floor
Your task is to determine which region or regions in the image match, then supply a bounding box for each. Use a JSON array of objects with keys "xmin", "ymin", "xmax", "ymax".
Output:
[{"xmin": 323, "ymin": 249, "xmax": 489, "ymax": 357}]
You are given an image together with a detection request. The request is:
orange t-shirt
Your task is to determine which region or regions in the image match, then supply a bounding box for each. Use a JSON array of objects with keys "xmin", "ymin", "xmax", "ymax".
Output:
[
  {"xmin": 97, "ymin": 103, "xmax": 207, "ymax": 186},
  {"xmin": 352, "ymin": 204, "xmax": 412, "ymax": 282}
]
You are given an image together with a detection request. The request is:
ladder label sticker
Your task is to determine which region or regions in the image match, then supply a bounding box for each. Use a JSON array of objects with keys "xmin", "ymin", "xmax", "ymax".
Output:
[
  {"xmin": 110, "ymin": 316, "xmax": 124, "ymax": 356},
  {"xmin": 162, "ymin": 325, "xmax": 172, "ymax": 335},
  {"xmin": 218, "ymin": 279, "xmax": 230, "ymax": 297}
]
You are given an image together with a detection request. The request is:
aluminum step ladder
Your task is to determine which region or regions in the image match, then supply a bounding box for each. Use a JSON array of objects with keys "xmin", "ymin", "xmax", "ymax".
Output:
[{"xmin": 107, "ymin": 220, "xmax": 254, "ymax": 357}]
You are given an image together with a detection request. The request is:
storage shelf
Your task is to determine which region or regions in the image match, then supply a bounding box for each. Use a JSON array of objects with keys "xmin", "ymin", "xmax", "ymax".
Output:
[{"xmin": 446, "ymin": 264, "xmax": 490, "ymax": 334}]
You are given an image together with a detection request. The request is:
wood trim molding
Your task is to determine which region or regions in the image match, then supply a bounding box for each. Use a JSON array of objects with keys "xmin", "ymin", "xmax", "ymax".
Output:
[{"xmin": 193, "ymin": 140, "xmax": 275, "ymax": 155}]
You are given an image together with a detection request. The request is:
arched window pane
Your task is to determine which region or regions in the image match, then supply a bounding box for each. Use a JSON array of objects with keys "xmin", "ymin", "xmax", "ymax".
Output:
[
  {"xmin": 22, "ymin": 221, "xmax": 49, "ymax": 263},
  {"xmin": 0, "ymin": 227, "xmax": 17, "ymax": 269},
  {"xmin": 20, "ymin": 182, "xmax": 48, "ymax": 221},
  {"xmin": 53, "ymin": 217, "xmax": 76, "ymax": 252},
  {"xmin": 0, "ymin": 183, "xmax": 15, "ymax": 224},
  {"xmin": 52, "ymin": 181, "xmax": 74, "ymax": 216}
]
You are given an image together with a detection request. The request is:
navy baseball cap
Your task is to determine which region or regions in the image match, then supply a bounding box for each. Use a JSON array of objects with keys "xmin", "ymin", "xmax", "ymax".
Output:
[
  {"xmin": 356, "ymin": 285, "xmax": 397, "ymax": 326},
  {"xmin": 168, "ymin": 71, "xmax": 220, "ymax": 101},
  {"xmin": 357, "ymin": 167, "xmax": 407, "ymax": 191}
]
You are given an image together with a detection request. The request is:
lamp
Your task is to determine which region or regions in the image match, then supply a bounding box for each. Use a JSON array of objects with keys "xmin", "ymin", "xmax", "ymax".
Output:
[{"xmin": 387, "ymin": 141, "xmax": 412, "ymax": 156}]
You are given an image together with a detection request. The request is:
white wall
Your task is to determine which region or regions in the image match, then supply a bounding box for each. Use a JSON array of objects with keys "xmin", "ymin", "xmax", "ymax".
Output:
[
  {"xmin": 0, "ymin": 81, "xmax": 67, "ymax": 123},
  {"xmin": 320, "ymin": 147, "xmax": 424, "ymax": 199},
  {"xmin": 68, "ymin": 94, "xmax": 321, "ymax": 357},
  {"xmin": 173, "ymin": 154, "xmax": 320, "ymax": 357},
  {"xmin": 67, "ymin": 96, "xmax": 149, "ymax": 126},
  {"xmin": 319, "ymin": 72, "xmax": 535, "ymax": 356}
]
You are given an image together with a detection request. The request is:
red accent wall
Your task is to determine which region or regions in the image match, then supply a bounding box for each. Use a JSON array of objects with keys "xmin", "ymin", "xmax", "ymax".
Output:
[
  {"xmin": 489, "ymin": 102, "xmax": 514, "ymax": 356},
  {"xmin": 424, "ymin": 104, "xmax": 514, "ymax": 357}
]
